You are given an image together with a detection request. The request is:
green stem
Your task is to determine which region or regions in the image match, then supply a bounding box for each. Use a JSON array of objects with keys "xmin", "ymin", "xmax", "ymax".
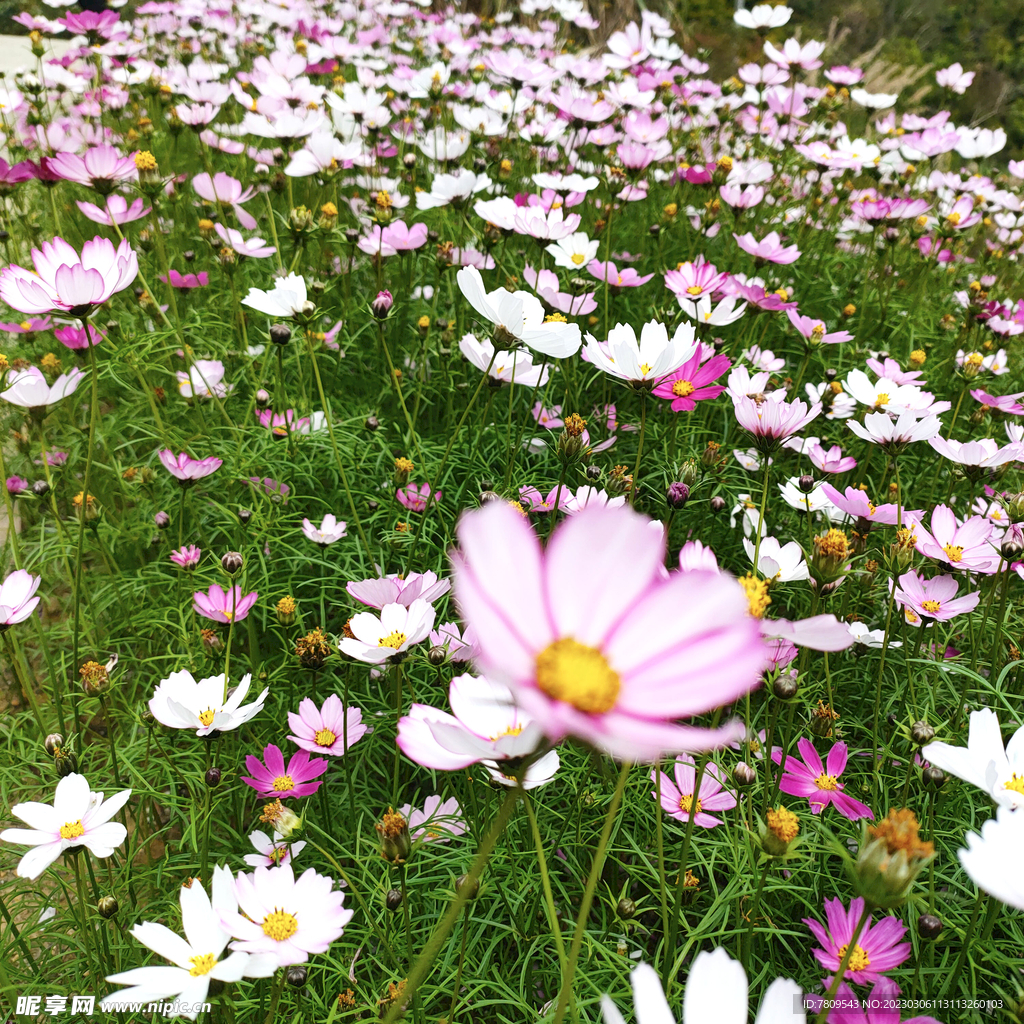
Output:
[
  {"xmin": 942, "ymin": 889, "xmax": 985, "ymax": 998},
  {"xmin": 630, "ymin": 391, "xmax": 647, "ymax": 507}
]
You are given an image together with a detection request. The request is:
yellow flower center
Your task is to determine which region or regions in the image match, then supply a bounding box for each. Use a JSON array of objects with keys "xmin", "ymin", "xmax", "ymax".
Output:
[
  {"xmin": 672, "ymin": 379, "xmax": 696, "ymax": 397},
  {"xmin": 378, "ymin": 630, "xmax": 408, "ymax": 649},
  {"xmin": 60, "ymin": 820, "xmax": 85, "ymax": 840},
  {"xmin": 492, "ymin": 724, "xmax": 524, "ymax": 740},
  {"xmin": 545, "ymin": 311, "xmax": 567, "ymax": 323},
  {"xmin": 134, "ymin": 150, "xmax": 157, "ymax": 171},
  {"xmin": 272, "ymin": 775, "xmax": 294, "ymax": 792},
  {"xmin": 189, "ymin": 953, "xmax": 216, "ymax": 977},
  {"xmin": 766, "ymin": 806, "xmax": 800, "ymax": 842},
  {"xmin": 222, "ymin": 610, "xmax": 235, "ymax": 622},
  {"xmin": 837, "ymin": 943, "xmax": 871, "ymax": 973},
  {"xmin": 535, "ymin": 638, "xmax": 621, "ymax": 715},
  {"xmin": 1004, "ymin": 773, "xmax": 1024, "ymax": 795},
  {"xmin": 679, "ymin": 794, "xmax": 703, "ymax": 815},
  {"xmin": 946, "ymin": 211, "xmax": 961, "ymax": 225},
  {"xmin": 314, "ymin": 728, "xmax": 337, "ymax": 747},
  {"xmin": 19, "ymin": 321, "xmax": 30, "ymax": 331},
  {"xmin": 268, "ymin": 845, "xmax": 288, "ymax": 865},
  {"xmin": 571, "ymin": 253, "xmax": 586, "ymax": 265},
  {"xmin": 874, "ymin": 392, "xmax": 890, "ymax": 407},
  {"xmin": 685, "ymin": 285, "xmax": 703, "ymax": 295},
  {"xmin": 814, "ymin": 773, "xmax": 839, "ymax": 791},
  {"xmin": 921, "ymin": 600, "xmax": 941, "ymax": 613},
  {"xmin": 262, "ymin": 909, "xmax": 298, "ymax": 942},
  {"xmin": 943, "ymin": 544, "xmax": 963, "ymax": 563},
  {"xmin": 905, "ymin": 608, "xmax": 920, "ymax": 624},
  {"xmin": 198, "ymin": 709, "xmax": 216, "ymax": 727},
  {"xmin": 739, "ymin": 574, "xmax": 771, "ymax": 619},
  {"xmin": 639, "ymin": 362, "xmax": 652, "ymax": 375}
]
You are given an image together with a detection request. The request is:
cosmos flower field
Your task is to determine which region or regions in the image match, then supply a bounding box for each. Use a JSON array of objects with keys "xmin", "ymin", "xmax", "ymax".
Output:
[{"xmin": 0, "ymin": 0, "xmax": 1023, "ymax": 1020}]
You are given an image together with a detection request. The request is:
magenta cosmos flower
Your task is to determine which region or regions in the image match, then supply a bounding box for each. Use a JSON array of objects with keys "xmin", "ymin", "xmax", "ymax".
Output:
[
  {"xmin": 814, "ymin": 979, "xmax": 941, "ymax": 1024},
  {"xmin": 287, "ymin": 695, "xmax": 368, "ymax": 757},
  {"xmin": 170, "ymin": 545, "xmax": 201, "ymax": 571},
  {"xmin": 893, "ymin": 570, "xmax": 980, "ymax": 624},
  {"xmin": 804, "ymin": 896, "xmax": 910, "ymax": 985},
  {"xmin": 652, "ymin": 350, "xmax": 731, "ymax": 412},
  {"xmin": 193, "ymin": 585, "xmax": 258, "ymax": 624},
  {"xmin": 450, "ymin": 502, "xmax": 765, "ymax": 761},
  {"xmin": 0, "ymin": 236, "xmax": 138, "ymax": 316},
  {"xmin": 771, "ymin": 738, "xmax": 873, "ymax": 820},
  {"xmin": 242, "ymin": 743, "xmax": 328, "ymax": 799},
  {"xmin": 397, "ymin": 483, "xmax": 440, "ymax": 512},
  {"xmin": 970, "ymin": 388, "xmax": 1024, "ymax": 415},
  {"xmin": 651, "ymin": 755, "xmax": 736, "ymax": 827},
  {"xmin": 821, "ymin": 484, "xmax": 915, "ymax": 526},
  {"xmin": 158, "ymin": 449, "xmax": 222, "ymax": 484}
]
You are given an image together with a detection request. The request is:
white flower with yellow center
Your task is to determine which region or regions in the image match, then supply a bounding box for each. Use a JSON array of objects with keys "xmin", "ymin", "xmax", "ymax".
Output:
[
  {"xmin": 338, "ymin": 599, "xmax": 436, "ymax": 664},
  {"xmin": 546, "ymin": 231, "xmax": 600, "ymax": 270},
  {"xmin": 148, "ymin": 669, "xmax": 268, "ymax": 737},
  {"xmin": 0, "ymin": 773, "xmax": 130, "ymax": 880},
  {"xmin": 101, "ymin": 873, "xmax": 274, "ymax": 1019},
  {"xmin": 584, "ymin": 320, "xmax": 698, "ymax": 386}
]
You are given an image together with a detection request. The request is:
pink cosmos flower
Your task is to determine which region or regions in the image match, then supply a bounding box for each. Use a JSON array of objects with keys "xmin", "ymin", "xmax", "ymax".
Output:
[
  {"xmin": 650, "ymin": 755, "xmax": 736, "ymax": 827},
  {"xmin": 242, "ymin": 743, "xmax": 328, "ymax": 799},
  {"xmin": 46, "ymin": 145, "xmax": 137, "ymax": 190},
  {"xmin": 970, "ymin": 389, "xmax": 1024, "ymax": 415},
  {"xmin": 1, "ymin": 367, "xmax": 85, "ymax": 408},
  {"xmin": 771, "ymin": 738, "xmax": 873, "ymax": 819},
  {"xmin": 804, "ymin": 897, "xmax": 910, "ymax": 984},
  {"xmin": 764, "ymin": 37, "xmax": 825, "ymax": 70},
  {"xmin": 301, "ymin": 514, "xmax": 347, "ymax": 545},
  {"xmin": 734, "ymin": 395, "xmax": 821, "ymax": 454},
  {"xmin": 586, "ymin": 260, "xmax": 654, "ymax": 288},
  {"xmin": 450, "ymin": 502, "xmax": 765, "ymax": 761},
  {"xmin": 397, "ymin": 483, "xmax": 440, "ymax": 512},
  {"xmin": 929, "ymin": 435, "xmax": 1023, "ymax": 469},
  {"xmin": 847, "ymin": 411, "xmax": 941, "ymax": 451},
  {"xmin": 244, "ymin": 830, "xmax": 305, "ymax": 869},
  {"xmin": 821, "ymin": 484, "xmax": 913, "ymax": 526},
  {"xmin": 904, "ymin": 505, "xmax": 999, "ymax": 572},
  {"xmin": 519, "ymin": 485, "xmax": 574, "ymax": 514},
  {"xmin": 719, "ymin": 184, "xmax": 765, "ymax": 208},
  {"xmin": 158, "ymin": 450, "xmax": 222, "ymax": 483},
  {"xmin": 677, "ymin": 541, "xmax": 720, "ymax": 573},
  {"xmin": 809, "ymin": 444, "xmax": 857, "ymax": 474},
  {"xmin": 192, "ymin": 172, "xmax": 258, "ymax": 230},
  {"xmin": 160, "ymin": 270, "xmax": 209, "ymax": 290},
  {"xmin": 734, "ymin": 230, "xmax": 801, "ymax": 264},
  {"xmin": 652, "ymin": 350, "xmax": 731, "ymax": 412},
  {"xmin": 786, "ymin": 309, "xmax": 853, "ymax": 346},
  {"xmin": 522, "ymin": 266, "xmax": 597, "ymax": 317},
  {"xmin": 428, "ymin": 622, "xmax": 480, "ymax": 662},
  {"xmin": 725, "ymin": 278, "xmax": 799, "ymax": 311},
  {"xmin": 813, "ymin": 979, "xmax": 941, "ymax": 1024},
  {"xmin": 193, "ymin": 585, "xmax": 258, "ymax": 624},
  {"xmin": 0, "ymin": 317, "xmax": 51, "ymax": 335},
  {"xmin": 346, "ymin": 571, "xmax": 450, "ymax": 609},
  {"xmin": 0, "ymin": 236, "xmax": 138, "ymax": 315},
  {"xmin": 76, "ymin": 195, "xmax": 151, "ymax": 226},
  {"xmin": 398, "ymin": 795, "xmax": 467, "ymax": 843},
  {"xmin": 0, "ymin": 570, "xmax": 41, "ymax": 627},
  {"xmin": 357, "ymin": 221, "xmax": 428, "ymax": 256},
  {"xmin": 532, "ymin": 403, "xmax": 564, "ymax": 429},
  {"xmin": 55, "ymin": 323, "xmax": 105, "ymax": 350},
  {"xmin": 170, "ymin": 545, "xmax": 201, "ymax": 571},
  {"xmin": 287, "ymin": 695, "xmax": 368, "ymax": 757},
  {"xmin": 825, "ymin": 66, "xmax": 864, "ymax": 85},
  {"xmin": 214, "ymin": 224, "xmax": 276, "ymax": 259},
  {"xmin": 893, "ymin": 570, "xmax": 981, "ymax": 624}
]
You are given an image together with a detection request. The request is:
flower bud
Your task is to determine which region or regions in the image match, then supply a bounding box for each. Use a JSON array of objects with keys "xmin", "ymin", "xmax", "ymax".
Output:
[
  {"xmin": 372, "ymin": 290, "xmax": 394, "ymax": 320},
  {"xmin": 221, "ymin": 551, "xmax": 244, "ymax": 575},
  {"xmin": 255, "ymin": 389, "xmax": 271, "ymax": 410},
  {"xmin": 276, "ymin": 595, "xmax": 297, "ymax": 627},
  {"xmin": 286, "ymin": 966, "xmax": 308, "ymax": 988},
  {"xmin": 666, "ymin": 482, "xmax": 690, "ymax": 509},
  {"xmin": 1000, "ymin": 523, "xmax": 1024, "ymax": 559},
  {"xmin": 733, "ymin": 762, "xmax": 757, "ymax": 788},
  {"xmin": 585, "ymin": 464, "xmax": 602, "ymax": 481},
  {"xmin": 709, "ymin": 495, "xmax": 726, "ymax": 514},
  {"xmin": 922, "ymin": 765, "xmax": 946, "ymax": 789},
  {"xmin": 556, "ymin": 414, "xmax": 588, "ymax": 466},
  {"xmin": 97, "ymin": 896, "xmax": 119, "ymax": 919},
  {"xmin": 80, "ymin": 659, "xmax": 111, "ymax": 696},
  {"xmin": 427, "ymin": 645, "xmax": 447, "ymax": 666},
  {"xmin": 238, "ymin": 508, "xmax": 253, "ymax": 526},
  {"xmin": 759, "ymin": 806, "xmax": 800, "ymax": 857},
  {"xmin": 386, "ymin": 888, "xmax": 404, "ymax": 912},
  {"xmin": 772, "ymin": 673, "xmax": 799, "ymax": 700},
  {"xmin": 205, "ymin": 767, "xmax": 222, "ymax": 787},
  {"xmin": 269, "ymin": 323, "xmax": 291, "ymax": 346},
  {"xmin": 44, "ymin": 733, "xmax": 64, "ymax": 755},
  {"xmin": 154, "ymin": 510, "xmax": 170, "ymax": 530},
  {"xmin": 678, "ymin": 460, "xmax": 700, "ymax": 487},
  {"xmin": 365, "ymin": 415, "xmax": 380, "ymax": 431},
  {"xmin": 851, "ymin": 809, "xmax": 936, "ymax": 909},
  {"xmin": 798, "ymin": 474, "xmax": 815, "ymax": 494},
  {"xmin": 917, "ymin": 913, "xmax": 943, "ymax": 939},
  {"xmin": 54, "ymin": 745, "xmax": 78, "ymax": 776},
  {"xmin": 376, "ymin": 808, "xmax": 412, "ymax": 865},
  {"xmin": 809, "ymin": 699, "xmax": 840, "ymax": 738},
  {"xmin": 617, "ymin": 897, "xmax": 636, "ymax": 920},
  {"xmin": 910, "ymin": 721, "xmax": 935, "ymax": 746},
  {"xmin": 32, "ymin": 479, "xmax": 49, "ymax": 498},
  {"xmin": 289, "ymin": 206, "xmax": 314, "ymax": 233},
  {"xmin": 455, "ymin": 873, "xmax": 480, "ymax": 900}
]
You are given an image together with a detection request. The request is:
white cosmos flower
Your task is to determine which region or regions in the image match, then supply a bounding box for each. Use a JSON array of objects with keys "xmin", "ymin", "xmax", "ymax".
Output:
[
  {"xmin": 244, "ymin": 830, "xmax": 306, "ymax": 869},
  {"xmin": 564, "ymin": 486, "xmax": 627, "ymax": 514},
  {"xmin": 733, "ymin": 4, "xmax": 792, "ymax": 30},
  {"xmin": 601, "ymin": 950, "xmax": 803, "ymax": 1024},
  {"xmin": 457, "ymin": 266, "xmax": 581, "ymax": 358},
  {"xmin": 682, "ymin": 294, "xmax": 747, "ymax": 326},
  {"xmin": 922, "ymin": 708, "xmax": 1024, "ymax": 810},
  {"xmin": 848, "ymin": 622, "xmax": 901, "ymax": 648},
  {"xmin": 483, "ymin": 748, "xmax": 560, "ymax": 789},
  {"xmin": 850, "ymin": 88, "xmax": 898, "ymax": 108},
  {"xmin": 743, "ymin": 535, "xmax": 808, "ymax": 581},
  {"xmin": 1, "ymin": 366, "xmax": 85, "ymax": 408},
  {"xmin": 0, "ymin": 773, "xmax": 130, "ymax": 880},
  {"xmin": 100, "ymin": 874, "xmax": 275, "ymax": 1020},
  {"xmin": 778, "ymin": 477, "xmax": 833, "ymax": 514},
  {"xmin": 415, "ymin": 170, "xmax": 491, "ymax": 210},
  {"xmin": 148, "ymin": 670, "xmax": 268, "ymax": 736},
  {"xmin": 241, "ymin": 273, "xmax": 311, "ymax": 318},
  {"xmin": 338, "ymin": 599, "xmax": 435, "ymax": 664},
  {"xmin": 847, "ymin": 411, "xmax": 941, "ymax": 449},
  {"xmin": 585, "ymin": 320, "xmax": 697, "ymax": 385},
  {"xmin": 545, "ymin": 231, "xmax": 600, "ymax": 270},
  {"xmin": 958, "ymin": 806, "xmax": 1024, "ymax": 910},
  {"xmin": 458, "ymin": 333, "xmax": 551, "ymax": 386},
  {"xmin": 301, "ymin": 514, "xmax": 347, "ymax": 545}
]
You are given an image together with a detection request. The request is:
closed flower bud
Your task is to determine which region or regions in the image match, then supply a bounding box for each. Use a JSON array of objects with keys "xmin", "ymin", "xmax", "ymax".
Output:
[
  {"xmin": 403, "ymin": 152, "xmax": 417, "ymax": 169},
  {"xmin": 221, "ymin": 551, "xmax": 244, "ymax": 575},
  {"xmin": 427, "ymin": 645, "xmax": 446, "ymax": 666},
  {"xmin": 917, "ymin": 913, "xmax": 943, "ymax": 939},
  {"xmin": 54, "ymin": 745, "xmax": 78, "ymax": 776},
  {"xmin": 709, "ymin": 495, "xmax": 726, "ymax": 514},
  {"xmin": 852, "ymin": 809, "xmax": 936, "ymax": 909},
  {"xmin": 238, "ymin": 508, "xmax": 253, "ymax": 526},
  {"xmin": 386, "ymin": 888, "xmax": 404, "ymax": 912},
  {"xmin": 922, "ymin": 765, "xmax": 946, "ymax": 789},
  {"xmin": 585, "ymin": 464, "xmax": 601, "ymax": 480},
  {"xmin": 1000, "ymin": 523, "xmax": 1024, "ymax": 559},
  {"xmin": 617, "ymin": 897, "xmax": 636, "ymax": 920},
  {"xmin": 798, "ymin": 474, "xmax": 815, "ymax": 494},
  {"xmin": 205, "ymin": 767, "xmax": 222, "ymax": 787},
  {"xmin": 365, "ymin": 415, "xmax": 380, "ymax": 431},
  {"xmin": 289, "ymin": 206, "xmax": 314, "ymax": 232},
  {"xmin": 376, "ymin": 808, "xmax": 412, "ymax": 865},
  {"xmin": 678, "ymin": 460, "xmax": 700, "ymax": 487},
  {"xmin": 287, "ymin": 966, "xmax": 308, "ymax": 988},
  {"xmin": 910, "ymin": 721, "xmax": 935, "ymax": 746},
  {"xmin": 44, "ymin": 733, "xmax": 64, "ymax": 756},
  {"xmin": 154, "ymin": 510, "xmax": 170, "ymax": 530},
  {"xmin": 255, "ymin": 389, "xmax": 271, "ymax": 411},
  {"xmin": 269, "ymin": 323, "xmax": 291, "ymax": 346},
  {"xmin": 772, "ymin": 672, "xmax": 799, "ymax": 700},
  {"xmin": 372, "ymin": 290, "xmax": 394, "ymax": 320},
  {"xmin": 32, "ymin": 479, "xmax": 49, "ymax": 498},
  {"xmin": 97, "ymin": 896, "xmax": 119, "ymax": 919},
  {"xmin": 733, "ymin": 762, "xmax": 757, "ymax": 788},
  {"xmin": 666, "ymin": 482, "xmax": 690, "ymax": 509},
  {"xmin": 455, "ymin": 873, "xmax": 480, "ymax": 900}
]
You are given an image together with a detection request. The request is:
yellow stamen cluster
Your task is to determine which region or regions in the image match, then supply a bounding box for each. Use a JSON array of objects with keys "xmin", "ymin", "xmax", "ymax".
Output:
[
  {"xmin": 295, "ymin": 628, "xmax": 332, "ymax": 669},
  {"xmin": 272, "ymin": 775, "xmax": 295, "ymax": 792},
  {"xmin": 134, "ymin": 150, "xmax": 158, "ymax": 171},
  {"xmin": 814, "ymin": 772, "xmax": 840, "ymax": 791},
  {"xmin": 843, "ymin": 303, "xmax": 856, "ymax": 316},
  {"xmin": 314, "ymin": 728, "xmax": 337, "ymax": 747},
  {"xmin": 766, "ymin": 806, "xmax": 800, "ymax": 844},
  {"xmin": 672, "ymin": 379, "xmax": 696, "ymax": 397},
  {"xmin": 942, "ymin": 543, "xmax": 964, "ymax": 563},
  {"xmin": 739, "ymin": 574, "xmax": 771, "ymax": 619},
  {"xmin": 814, "ymin": 529, "xmax": 850, "ymax": 562},
  {"xmin": 868, "ymin": 808, "xmax": 935, "ymax": 862},
  {"xmin": 394, "ymin": 456, "xmax": 415, "ymax": 474},
  {"xmin": 40, "ymin": 352, "xmax": 61, "ymax": 373},
  {"xmin": 189, "ymin": 953, "xmax": 217, "ymax": 977},
  {"xmin": 564, "ymin": 413, "xmax": 587, "ymax": 437},
  {"xmin": 545, "ymin": 311, "xmax": 568, "ymax": 323},
  {"xmin": 378, "ymin": 630, "xmax": 408, "ymax": 649},
  {"xmin": 909, "ymin": 350, "xmax": 926, "ymax": 367},
  {"xmin": 260, "ymin": 800, "xmax": 284, "ymax": 825},
  {"xmin": 276, "ymin": 595, "xmax": 296, "ymax": 616},
  {"xmin": 837, "ymin": 944, "xmax": 871, "ymax": 972},
  {"xmin": 507, "ymin": 500, "xmax": 528, "ymax": 517},
  {"xmin": 262, "ymin": 909, "xmax": 299, "ymax": 942},
  {"xmin": 60, "ymin": 819, "xmax": 85, "ymax": 840},
  {"xmin": 535, "ymin": 637, "xmax": 621, "ymax": 715}
]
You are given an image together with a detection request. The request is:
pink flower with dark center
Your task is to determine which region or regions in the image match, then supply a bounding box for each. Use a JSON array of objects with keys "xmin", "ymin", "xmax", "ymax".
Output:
[
  {"xmin": 192, "ymin": 172, "xmax": 258, "ymax": 230},
  {"xmin": 650, "ymin": 755, "xmax": 736, "ymax": 827},
  {"xmin": 804, "ymin": 897, "xmax": 910, "ymax": 984},
  {"xmin": 158, "ymin": 450, "xmax": 222, "ymax": 483},
  {"xmin": 450, "ymin": 502, "xmax": 765, "ymax": 761},
  {"xmin": 734, "ymin": 230, "xmax": 801, "ymax": 264},
  {"xmin": 397, "ymin": 483, "xmax": 440, "ymax": 512},
  {"xmin": 652, "ymin": 350, "xmax": 731, "ymax": 412},
  {"xmin": 242, "ymin": 743, "xmax": 327, "ymax": 799},
  {"xmin": 287, "ymin": 695, "xmax": 368, "ymax": 757},
  {"xmin": 170, "ymin": 545, "xmax": 201, "ymax": 571},
  {"xmin": 771, "ymin": 738, "xmax": 873, "ymax": 819},
  {"xmin": 0, "ymin": 236, "xmax": 138, "ymax": 316},
  {"xmin": 893, "ymin": 570, "xmax": 981, "ymax": 624},
  {"xmin": 193, "ymin": 584, "xmax": 258, "ymax": 624}
]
